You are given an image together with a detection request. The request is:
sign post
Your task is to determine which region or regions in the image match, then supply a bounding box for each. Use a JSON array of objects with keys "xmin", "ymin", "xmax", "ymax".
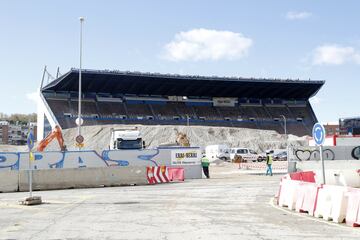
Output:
[
  {"xmin": 27, "ymin": 130, "xmax": 35, "ymax": 198},
  {"xmin": 312, "ymin": 123, "xmax": 326, "ymax": 184},
  {"xmin": 21, "ymin": 129, "xmax": 42, "ymax": 205}
]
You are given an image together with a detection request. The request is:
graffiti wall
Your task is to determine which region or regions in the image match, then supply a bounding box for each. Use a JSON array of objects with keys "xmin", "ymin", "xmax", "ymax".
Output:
[
  {"xmin": 0, "ymin": 148, "xmax": 189, "ymax": 171},
  {"xmin": 289, "ymin": 146, "xmax": 360, "ymax": 161},
  {"xmin": 0, "ymin": 149, "xmax": 171, "ymax": 171}
]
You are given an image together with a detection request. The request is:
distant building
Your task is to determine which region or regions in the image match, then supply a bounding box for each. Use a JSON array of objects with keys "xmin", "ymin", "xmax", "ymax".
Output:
[
  {"xmin": 339, "ymin": 117, "xmax": 360, "ymax": 135},
  {"xmin": 0, "ymin": 121, "xmax": 37, "ymax": 145},
  {"xmin": 0, "ymin": 121, "xmax": 9, "ymax": 144},
  {"xmin": 323, "ymin": 122, "xmax": 340, "ymax": 136}
]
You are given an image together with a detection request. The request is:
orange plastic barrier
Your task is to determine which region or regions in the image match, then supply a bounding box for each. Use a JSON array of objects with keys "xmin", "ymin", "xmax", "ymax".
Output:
[
  {"xmin": 346, "ymin": 188, "xmax": 360, "ymax": 227},
  {"xmin": 168, "ymin": 167, "xmax": 185, "ymax": 181}
]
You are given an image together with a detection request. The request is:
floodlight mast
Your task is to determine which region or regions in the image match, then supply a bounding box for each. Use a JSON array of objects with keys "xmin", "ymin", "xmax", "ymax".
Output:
[{"xmin": 77, "ymin": 17, "xmax": 84, "ymax": 148}]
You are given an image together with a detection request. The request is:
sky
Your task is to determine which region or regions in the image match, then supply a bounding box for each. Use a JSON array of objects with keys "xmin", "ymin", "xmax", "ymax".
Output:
[{"xmin": 0, "ymin": 0, "xmax": 359, "ymax": 123}]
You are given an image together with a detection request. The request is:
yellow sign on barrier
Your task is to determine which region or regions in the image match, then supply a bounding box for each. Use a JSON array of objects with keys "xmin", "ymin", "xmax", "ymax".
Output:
[
  {"xmin": 29, "ymin": 152, "xmax": 35, "ymax": 161},
  {"xmin": 75, "ymin": 142, "xmax": 85, "ymax": 148}
]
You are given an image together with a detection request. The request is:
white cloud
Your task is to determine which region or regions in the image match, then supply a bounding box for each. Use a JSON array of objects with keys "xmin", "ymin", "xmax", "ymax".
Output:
[
  {"xmin": 286, "ymin": 11, "xmax": 312, "ymax": 20},
  {"xmin": 163, "ymin": 28, "xmax": 253, "ymax": 61},
  {"xmin": 312, "ymin": 44, "xmax": 360, "ymax": 65},
  {"xmin": 26, "ymin": 91, "xmax": 39, "ymax": 103}
]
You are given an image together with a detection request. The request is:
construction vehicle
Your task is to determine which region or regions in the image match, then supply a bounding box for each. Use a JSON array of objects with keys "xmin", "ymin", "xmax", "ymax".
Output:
[
  {"xmin": 175, "ymin": 130, "xmax": 190, "ymax": 147},
  {"xmin": 205, "ymin": 144, "xmax": 230, "ymax": 161},
  {"xmin": 37, "ymin": 125, "xmax": 66, "ymax": 152},
  {"xmin": 109, "ymin": 127, "xmax": 145, "ymax": 150}
]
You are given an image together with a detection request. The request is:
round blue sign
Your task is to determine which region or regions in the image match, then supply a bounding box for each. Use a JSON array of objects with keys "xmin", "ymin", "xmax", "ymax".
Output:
[
  {"xmin": 312, "ymin": 123, "xmax": 326, "ymax": 145},
  {"xmin": 27, "ymin": 130, "xmax": 35, "ymax": 150}
]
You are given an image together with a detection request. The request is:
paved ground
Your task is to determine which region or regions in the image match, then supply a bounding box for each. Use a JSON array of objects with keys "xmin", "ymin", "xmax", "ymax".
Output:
[{"xmin": 0, "ymin": 163, "xmax": 359, "ymax": 240}]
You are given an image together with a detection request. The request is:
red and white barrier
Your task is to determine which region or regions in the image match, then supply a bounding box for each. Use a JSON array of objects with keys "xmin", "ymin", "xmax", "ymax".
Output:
[
  {"xmin": 314, "ymin": 185, "xmax": 349, "ymax": 223},
  {"xmin": 278, "ymin": 178, "xmax": 302, "ymax": 210},
  {"xmin": 239, "ymin": 161, "xmax": 288, "ymax": 170},
  {"xmin": 345, "ymin": 188, "xmax": 360, "ymax": 227},
  {"xmin": 314, "ymin": 169, "xmax": 360, "ymax": 188},
  {"xmin": 295, "ymin": 182, "xmax": 320, "ymax": 216},
  {"xmin": 168, "ymin": 167, "xmax": 185, "ymax": 181},
  {"xmin": 288, "ymin": 171, "xmax": 315, "ymax": 183},
  {"xmin": 146, "ymin": 166, "xmax": 170, "ymax": 184},
  {"xmin": 277, "ymin": 170, "xmax": 360, "ymax": 226}
]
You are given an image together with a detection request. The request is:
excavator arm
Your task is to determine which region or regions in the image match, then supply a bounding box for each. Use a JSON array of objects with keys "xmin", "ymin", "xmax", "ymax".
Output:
[{"xmin": 37, "ymin": 125, "xmax": 66, "ymax": 152}]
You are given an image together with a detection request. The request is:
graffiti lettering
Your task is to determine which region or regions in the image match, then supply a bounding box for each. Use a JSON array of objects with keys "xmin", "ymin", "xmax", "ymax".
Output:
[
  {"xmin": 351, "ymin": 146, "xmax": 360, "ymax": 160},
  {"xmin": 294, "ymin": 149, "xmax": 335, "ymax": 161}
]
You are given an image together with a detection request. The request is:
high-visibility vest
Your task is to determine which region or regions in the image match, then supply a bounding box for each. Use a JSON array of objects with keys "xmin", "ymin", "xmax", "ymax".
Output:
[
  {"xmin": 266, "ymin": 155, "xmax": 273, "ymax": 164},
  {"xmin": 201, "ymin": 157, "xmax": 210, "ymax": 167}
]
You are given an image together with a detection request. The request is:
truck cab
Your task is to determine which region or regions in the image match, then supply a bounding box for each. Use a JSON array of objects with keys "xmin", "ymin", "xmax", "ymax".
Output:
[{"xmin": 109, "ymin": 128, "xmax": 145, "ymax": 150}]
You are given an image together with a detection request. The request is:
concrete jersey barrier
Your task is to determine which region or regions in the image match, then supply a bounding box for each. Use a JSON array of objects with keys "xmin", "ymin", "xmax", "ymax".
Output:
[
  {"xmin": 0, "ymin": 171, "xmax": 19, "ymax": 192},
  {"xmin": 18, "ymin": 166, "xmax": 148, "ymax": 191}
]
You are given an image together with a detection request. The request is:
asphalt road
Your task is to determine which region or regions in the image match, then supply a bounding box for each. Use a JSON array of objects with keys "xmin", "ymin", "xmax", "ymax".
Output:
[{"xmin": 0, "ymin": 164, "xmax": 359, "ymax": 240}]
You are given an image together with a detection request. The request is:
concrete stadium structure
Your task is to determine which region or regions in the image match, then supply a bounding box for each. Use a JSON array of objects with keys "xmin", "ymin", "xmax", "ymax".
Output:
[{"xmin": 37, "ymin": 68, "xmax": 324, "ymax": 140}]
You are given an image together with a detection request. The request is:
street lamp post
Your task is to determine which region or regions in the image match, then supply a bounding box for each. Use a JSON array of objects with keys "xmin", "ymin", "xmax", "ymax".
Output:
[
  {"xmin": 280, "ymin": 114, "xmax": 289, "ymax": 165},
  {"xmin": 77, "ymin": 17, "xmax": 84, "ymax": 148}
]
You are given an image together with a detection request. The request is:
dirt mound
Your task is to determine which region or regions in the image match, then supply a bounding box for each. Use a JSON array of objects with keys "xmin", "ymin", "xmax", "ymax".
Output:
[{"xmin": 40, "ymin": 124, "xmax": 307, "ymax": 153}]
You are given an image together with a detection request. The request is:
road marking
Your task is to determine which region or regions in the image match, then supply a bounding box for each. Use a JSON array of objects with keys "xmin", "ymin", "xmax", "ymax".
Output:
[{"xmin": 268, "ymin": 197, "xmax": 360, "ymax": 232}]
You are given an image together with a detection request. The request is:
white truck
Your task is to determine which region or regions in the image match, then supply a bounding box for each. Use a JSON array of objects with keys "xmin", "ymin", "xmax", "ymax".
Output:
[
  {"xmin": 205, "ymin": 144, "xmax": 230, "ymax": 162},
  {"xmin": 109, "ymin": 128, "xmax": 145, "ymax": 150},
  {"xmin": 230, "ymin": 148, "xmax": 265, "ymax": 162}
]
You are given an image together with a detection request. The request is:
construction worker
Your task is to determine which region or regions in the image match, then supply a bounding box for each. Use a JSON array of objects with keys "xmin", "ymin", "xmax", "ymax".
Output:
[
  {"xmin": 201, "ymin": 154, "xmax": 210, "ymax": 178},
  {"xmin": 266, "ymin": 150, "xmax": 273, "ymax": 176}
]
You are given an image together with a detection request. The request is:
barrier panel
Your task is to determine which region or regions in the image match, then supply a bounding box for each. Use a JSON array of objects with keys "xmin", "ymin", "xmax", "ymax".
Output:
[
  {"xmin": 338, "ymin": 170, "xmax": 360, "ymax": 188},
  {"xmin": 301, "ymin": 171, "xmax": 316, "ymax": 183},
  {"xmin": 289, "ymin": 172, "xmax": 302, "ymax": 181},
  {"xmin": 314, "ymin": 185, "xmax": 349, "ymax": 223},
  {"xmin": 18, "ymin": 166, "xmax": 148, "ymax": 191},
  {"xmin": 289, "ymin": 171, "xmax": 315, "ymax": 182},
  {"xmin": 314, "ymin": 169, "xmax": 360, "ymax": 187},
  {"xmin": 146, "ymin": 166, "xmax": 170, "ymax": 184},
  {"xmin": 168, "ymin": 167, "xmax": 185, "ymax": 181},
  {"xmin": 345, "ymin": 188, "xmax": 360, "ymax": 227},
  {"xmin": 295, "ymin": 182, "xmax": 320, "ymax": 216},
  {"xmin": 277, "ymin": 170, "xmax": 360, "ymax": 227},
  {"xmin": 278, "ymin": 178, "xmax": 302, "ymax": 210},
  {"xmin": 0, "ymin": 171, "xmax": 18, "ymax": 192},
  {"xmin": 146, "ymin": 166, "xmax": 156, "ymax": 185}
]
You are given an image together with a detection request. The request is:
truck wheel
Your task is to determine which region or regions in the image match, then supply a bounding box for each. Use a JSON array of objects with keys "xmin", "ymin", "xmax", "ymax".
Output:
[{"xmin": 220, "ymin": 157, "xmax": 227, "ymax": 161}]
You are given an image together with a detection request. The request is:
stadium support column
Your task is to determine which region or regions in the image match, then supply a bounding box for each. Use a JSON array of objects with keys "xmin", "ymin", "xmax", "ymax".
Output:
[{"xmin": 77, "ymin": 17, "xmax": 84, "ymax": 148}]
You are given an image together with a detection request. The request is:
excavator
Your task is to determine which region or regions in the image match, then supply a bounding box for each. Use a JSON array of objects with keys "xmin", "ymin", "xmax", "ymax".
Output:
[
  {"xmin": 37, "ymin": 125, "xmax": 67, "ymax": 152},
  {"xmin": 175, "ymin": 129, "xmax": 190, "ymax": 147}
]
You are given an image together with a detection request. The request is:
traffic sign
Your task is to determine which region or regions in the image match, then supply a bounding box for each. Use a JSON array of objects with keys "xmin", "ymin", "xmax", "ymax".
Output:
[
  {"xmin": 75, "ymin": 135, "xmax": 84, "ymax": 144},
  {"xmin": 312, "ymin": 123, "xmax": 326, "ymax": 146},
  {"xmin": 27, "ymin": 130, "xmax": 35, "ymax": 150}
]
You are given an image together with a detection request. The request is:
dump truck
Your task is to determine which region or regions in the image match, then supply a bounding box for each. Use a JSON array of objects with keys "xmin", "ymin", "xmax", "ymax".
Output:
[{"xmin": 109, "ymin": 127, "xmax": 145, "ymax": 150}]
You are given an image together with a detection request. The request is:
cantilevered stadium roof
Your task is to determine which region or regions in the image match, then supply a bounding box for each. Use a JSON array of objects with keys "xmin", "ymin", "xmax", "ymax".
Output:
[{"xmin": 42, "ymin": 69, "xmax": 325, "ymax": 99}]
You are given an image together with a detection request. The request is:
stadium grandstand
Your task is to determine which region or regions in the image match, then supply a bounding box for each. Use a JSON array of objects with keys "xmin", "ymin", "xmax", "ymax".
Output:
[{"xmin": 37, "ymin": 68, "xmax": 324, "ymax": 140}]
